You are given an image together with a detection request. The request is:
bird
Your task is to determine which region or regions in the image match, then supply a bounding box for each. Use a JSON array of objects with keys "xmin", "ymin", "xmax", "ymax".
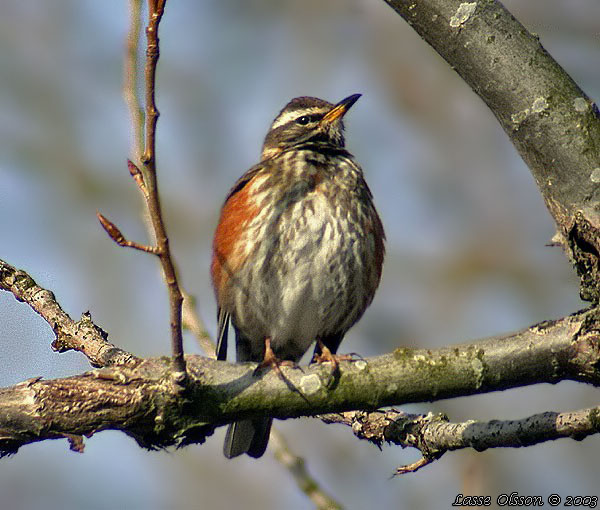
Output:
[{"xmin": 211, "ymin": 94, "xmax": 385, "ymax": 459}]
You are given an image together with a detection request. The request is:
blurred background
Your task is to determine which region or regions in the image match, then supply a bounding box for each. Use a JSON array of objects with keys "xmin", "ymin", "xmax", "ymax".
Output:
[{"xmin": 1, "ymin": 1, "xmax": 599, "ymax": 508}]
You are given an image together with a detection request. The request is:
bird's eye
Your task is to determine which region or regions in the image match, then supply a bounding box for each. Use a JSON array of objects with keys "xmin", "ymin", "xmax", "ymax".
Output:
[{"xmin": 296, "ymin": 115, "xmax": 311, "ymax": 125}]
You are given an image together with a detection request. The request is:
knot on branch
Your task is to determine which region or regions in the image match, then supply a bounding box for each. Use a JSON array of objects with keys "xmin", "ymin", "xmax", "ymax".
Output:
[
  {"xmin": 52, "ymin": 312, "xmax": 108, "ymax": 355},
  {"xmin": 569, "ymin": 308, "xmax": 600, "ymax": 382},
  {"xmin": 385, "ymin": 411, "xmax": 449, "ymax": 460},
  {"xmin": 567, "ymin": 208, "xmax": 600, "ymax": 303}
]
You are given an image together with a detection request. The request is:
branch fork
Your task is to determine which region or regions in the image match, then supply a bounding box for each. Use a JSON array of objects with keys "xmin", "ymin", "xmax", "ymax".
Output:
[{"xmin": 97, "ymin": 0, "xmax": 186, "ymax": 377}]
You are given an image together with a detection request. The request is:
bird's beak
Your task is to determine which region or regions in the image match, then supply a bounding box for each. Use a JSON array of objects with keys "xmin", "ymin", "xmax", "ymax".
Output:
[{"xmin": 321, "ymin": 93, "xmax": 361, "ymax": 124}]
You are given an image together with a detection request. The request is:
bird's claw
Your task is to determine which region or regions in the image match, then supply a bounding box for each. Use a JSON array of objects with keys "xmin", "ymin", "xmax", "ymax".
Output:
[
  {"xmin": 312, "ymin": 340, "xmax": 353, "ymax": 376},
  {"xmin": 254, "ymin": 337, "xmax": 297, "ymax": 378}
]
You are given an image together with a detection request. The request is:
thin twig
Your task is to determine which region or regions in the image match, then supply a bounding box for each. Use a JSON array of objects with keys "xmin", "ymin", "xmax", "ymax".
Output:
[
  {"xmin": 113, "ymin": 0, "xmax": 189, "ymax": 376},
  {"xmin": 97, "ymin": 212, "xmax": 159, "ymax": 254},
  {"xmin": 181, "ymin": 290, "xmax": 215, "ymax": 357},
  {"xmin": 123, "ymin": 0, "xmax": 144, "ymax": 165},
  {"xmin": 138, "ymin": 0, "xmax": 186, "ymax": 377},
  {"xmin": 269, "ymin": 429, "xmax": 344, "ymax": 510},
  {"xmin": 127, "ymin": 159, "xmax": 147, "ymax": 196},
  {"xmin": 393, "ymin": 457, "xmax": 433, "ymax": 475},
  {"xmin": 104, "ymin": 0, "xmax": 186, "ymax": 375}
]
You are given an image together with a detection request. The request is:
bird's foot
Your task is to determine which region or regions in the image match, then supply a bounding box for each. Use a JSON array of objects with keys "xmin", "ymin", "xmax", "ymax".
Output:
[
  {"xmin": 254, "ymin": 337, "xmax": 296, "ymax": 378},
  {"xmin": 312, "ymin": 340, "xmax": 353, "ymax": 376}
]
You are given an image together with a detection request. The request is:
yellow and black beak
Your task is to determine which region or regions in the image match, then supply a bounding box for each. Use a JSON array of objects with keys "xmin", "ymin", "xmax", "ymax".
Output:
[{"xmin": 321, "ymin": 93, "xmax": 361, "ymax": 124}]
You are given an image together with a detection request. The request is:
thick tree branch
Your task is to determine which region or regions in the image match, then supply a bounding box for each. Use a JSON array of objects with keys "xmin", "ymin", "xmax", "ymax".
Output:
[
  {"xmin": 1, "ymin": 272, "xmax": 600, "ymax": 457},
  {"xmin": 383, "ymin": 0, "xmax": 600, "ymax": 301}
]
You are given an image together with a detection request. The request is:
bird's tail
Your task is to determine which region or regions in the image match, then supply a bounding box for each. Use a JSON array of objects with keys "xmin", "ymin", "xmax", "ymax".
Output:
[{"xmin": 223, "ymin": 418, "xmax": 273, "ymax": 459}]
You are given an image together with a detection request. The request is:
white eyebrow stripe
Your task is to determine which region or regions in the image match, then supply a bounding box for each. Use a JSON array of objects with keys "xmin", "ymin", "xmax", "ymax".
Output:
[{"xmin": 270, "ymin": 107, "xmax": 326, "ymax": 130}]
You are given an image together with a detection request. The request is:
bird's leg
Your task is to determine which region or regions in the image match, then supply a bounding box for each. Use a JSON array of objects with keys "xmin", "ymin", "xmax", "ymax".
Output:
[
  {"xmin": 313, "ymin": 340, "xmax": 353, "ymax": 375},
  {"xmin": 255, "ymin": 337, "xmax": 296, "ymax": 378}
]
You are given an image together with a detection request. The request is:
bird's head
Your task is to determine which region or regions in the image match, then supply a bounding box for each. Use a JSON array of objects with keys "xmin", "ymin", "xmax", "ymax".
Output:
[{"xmin": 261, "ymin": 94, "xmax": 361, "ymax": 160}]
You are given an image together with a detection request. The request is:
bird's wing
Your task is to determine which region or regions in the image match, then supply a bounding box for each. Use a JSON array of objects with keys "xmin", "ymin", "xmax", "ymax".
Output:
[
  {"xmin": 216, "ymin": 307, "xmax": 230, "ymax": 360},
  {"xmin": 223, "ymin": 162, "xmax": 265, "ymax": 202}
]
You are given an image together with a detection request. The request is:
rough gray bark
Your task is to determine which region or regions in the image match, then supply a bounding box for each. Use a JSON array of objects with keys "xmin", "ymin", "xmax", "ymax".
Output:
[
  {"xmin": 322, "ymin": 406, "xmax": 600, "ymax": 474},
  {"xmin": 383, "ymin": 0, "xmax": 600, "ymax": 301},
  {"xmin": 2, "ymin": 256, "xmax": 600, "ymax": 458}
]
